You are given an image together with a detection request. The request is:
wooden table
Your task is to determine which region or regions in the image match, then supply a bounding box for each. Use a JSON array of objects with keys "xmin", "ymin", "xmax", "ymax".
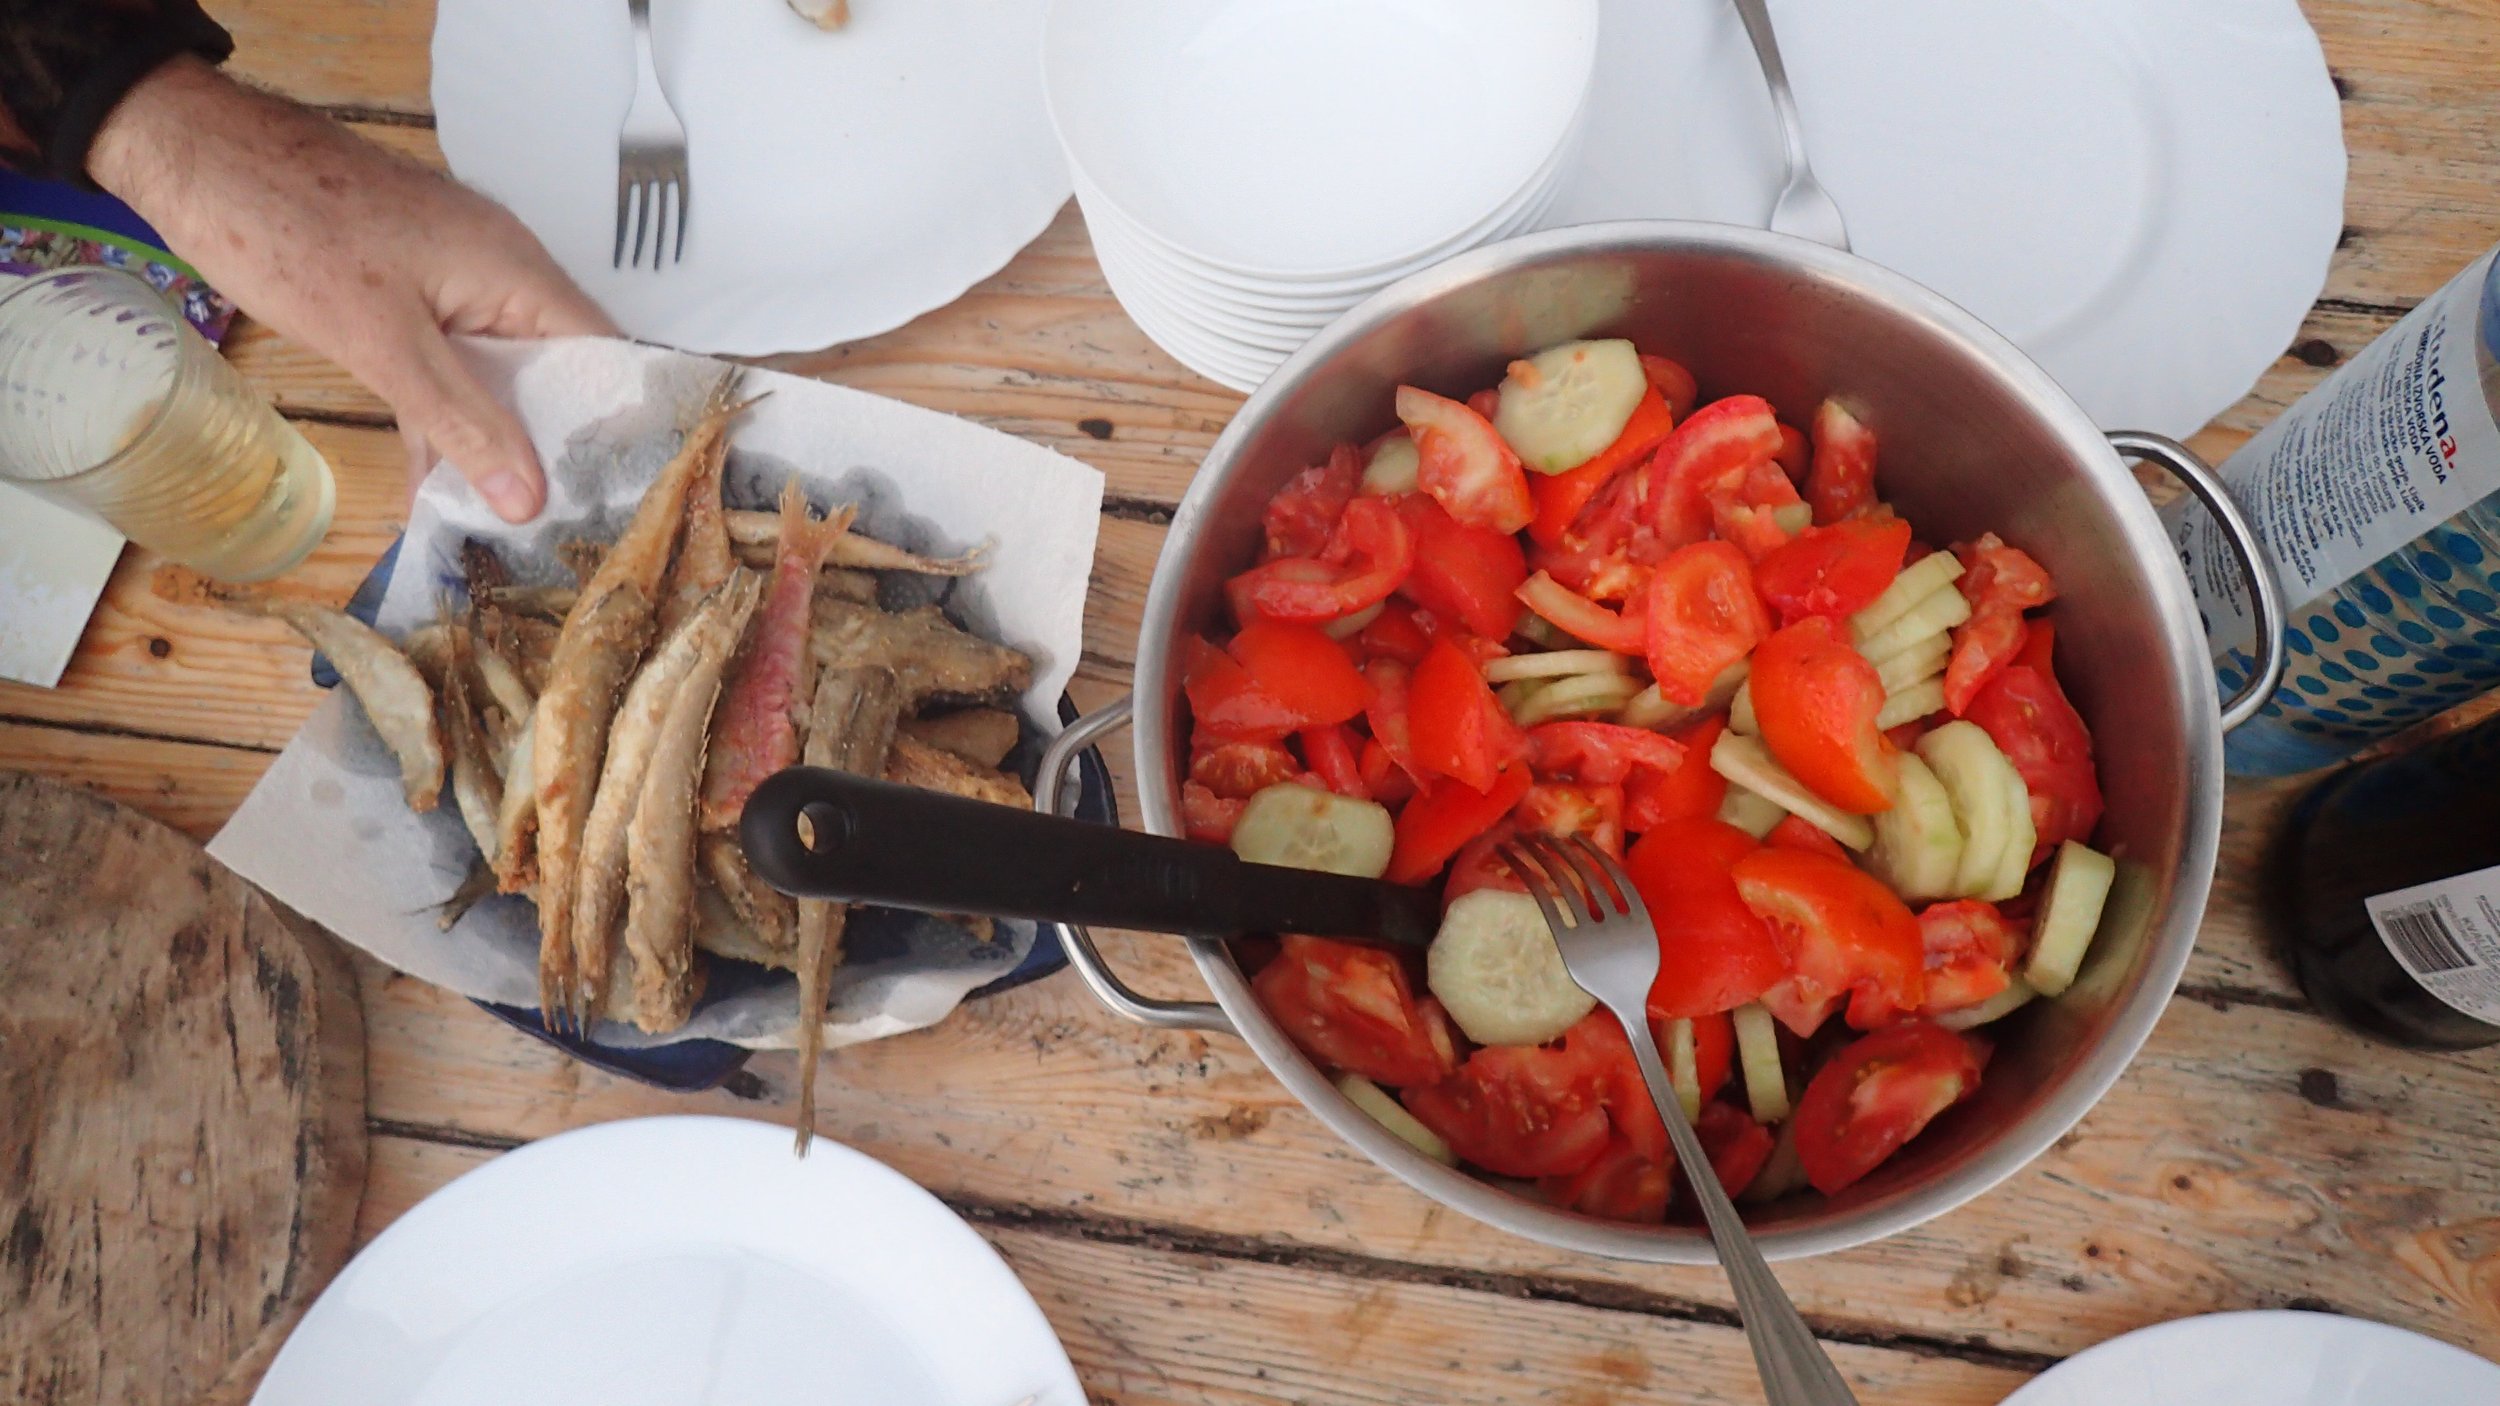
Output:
[{"xmin": 10, "ymin": 3, "xmax": 2500, "ymax": 1400}]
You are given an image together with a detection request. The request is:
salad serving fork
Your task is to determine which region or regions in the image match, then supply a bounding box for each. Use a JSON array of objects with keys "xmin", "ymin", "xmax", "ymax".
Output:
[{"xmin": 1501, "ymin": 833, "xmax": 1862, "ymax": 1406}]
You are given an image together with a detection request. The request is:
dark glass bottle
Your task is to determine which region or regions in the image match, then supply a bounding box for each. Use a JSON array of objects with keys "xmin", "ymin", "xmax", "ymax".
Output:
[{"xmin": 2270, "ymin": 710, "xmax": 2500, "ymax": 1050}]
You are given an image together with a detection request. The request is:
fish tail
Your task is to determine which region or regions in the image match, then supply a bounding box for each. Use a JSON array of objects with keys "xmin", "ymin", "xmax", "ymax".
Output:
[{"xmin": 776, "ymin": 476, "xmax": 852, "ymax": 570}]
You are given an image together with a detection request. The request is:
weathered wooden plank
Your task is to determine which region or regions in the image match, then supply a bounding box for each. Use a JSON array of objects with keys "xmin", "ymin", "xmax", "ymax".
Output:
[
  {"xmin": 0, "ymin": 721, "xmax": 266, "ymax": 841},
  {"xmin": 346, "ymin": 889, "xmax": 2500, "ymax": 1367},
  {"xmin": 356, "ymin": 1132, "xmax": 2031, "ymax": 1405}
]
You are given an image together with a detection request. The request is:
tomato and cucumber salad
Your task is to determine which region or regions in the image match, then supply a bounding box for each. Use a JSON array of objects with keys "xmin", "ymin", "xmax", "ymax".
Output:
[{"xmin": 1187, "ymin": 338, "xmax": 2122, "ymax": 1220}]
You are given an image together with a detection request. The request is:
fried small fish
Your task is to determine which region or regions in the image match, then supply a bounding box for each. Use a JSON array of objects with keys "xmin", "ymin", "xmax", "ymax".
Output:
[
  {"xmin": 240, "ymin": 596, "xmax": 444, "ymax": 811},
  {"xmin": 884, "ymin": 734, "xmax": 1031, "ymax": 809},
  {"xmin": 723, "ymin": 508, "xmax": 987, "ymax": 577},
  {"xmin": 440, "ymin": 625, "xmax": 505, "ymax": 863},
  {"xmin": 656, "ymin": 380, "xmax": 757, "ymax": 636},
  {"xmin": 701, "ymin": 833, "xmax": 795, "ymax": 954},
  {"xmin": 898, "ymin": 707, "xmax": 1021, "ymax": 770},
  {"xmin": 620, "ymin": 624, "xmax": 749, "ymax": 1033},
  {"xmin": 699, "ymin": 480, "xmax": 855, "ymax": 831},
  {"xmin": 807, "ymin": 598, "xmax": 1033, "ymax": 704},
  {"xmin": 791, "ymin": 665, "xmax": 902, "ymax": 1154}
]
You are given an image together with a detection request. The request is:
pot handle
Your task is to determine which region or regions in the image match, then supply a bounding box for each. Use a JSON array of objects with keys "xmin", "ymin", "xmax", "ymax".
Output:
[
  {"xmin": 1034, "ymin": 695, "xmax": 1237, "ymax": 1035},
  {"xmin": 2107, "ymin": 431, "xmax": 2288, "ymax": 733}
]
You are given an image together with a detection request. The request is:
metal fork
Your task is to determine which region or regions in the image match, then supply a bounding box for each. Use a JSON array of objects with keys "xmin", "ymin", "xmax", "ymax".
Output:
[
  {"xmin": 1730, "ymin": 0, "xmax": 1850, "ymax": 252},
  {"xmin": 615, "ymin": 0, "xmax": 690, "ymax": 269},
  {"xmin": 1501, "ymin": 834, "xmax": 1861, "ymax": 1406}
]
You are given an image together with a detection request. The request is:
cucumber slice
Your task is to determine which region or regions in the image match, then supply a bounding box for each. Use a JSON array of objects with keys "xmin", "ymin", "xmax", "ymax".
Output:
[
  {"xmin": 1335, "ymin": 1073, "xmax": 1456, "ymax": 1165},
  {"xmin": 1618, "ymin": 659, "xmax": 1749, "ymax": 731},
  {"xmin": 1875, "ymin": 633, "xmax": 1953, "ymax": 693},
  {"xmin": 1496, "ymin": 678, "xmax": 1543, "ymax": 715},
  {"xmin": 1856, "ymin": 585, "xmax": 1972, "ymax": 663},
  {"xmin": 1915, "ymin": 723, "xmax": 2018, "ymax": 898},
  {"xmin": 1708, "ymin": 731, "xmax": 1876, "ymax": 851},
  {"xmin": 2023, "ymin": 841, "xmax": 2116, "ymax": 997},
  {"xmin": 1231, "ymin": 783, "xmax": 1395, "ymax": 879},
  {"xmin": 1482, "ymin": 649, "xmax": 1634, "ymax": 683},
  {"xmin": 1733, "ymin": 1002, "xmax": 1790, "ymax": 1123},
  {"xmin": 1852, "ymin": 551, "xmax": 1966, "ymax": 638},
  {"xmin": 1986, "ymin": 766, "xmax": 2038, "ymax": 902},
  {"xmin": 1742, "ymin": 1119, "xmax": 1807, "ymax": 1204},
  {"xmin": 1428, "ymin": 889, "xmax": 1597, "ymax": 1047},
  {"xmin": 1514, "ymin": 612, "xmax": 1572, "ymax": 651},
  {"xmin": 1321, "ymin": 601, "xmax": 1383, "ymax": 640},
  {"xmin": 1729, "ymin": 679, "xmax": 1760, "ymax": 735},
  {"xmin": 1513, "ymin": 672, "xmax": 1641, "ymax": 726},
  {"xmin": 1493, "ymin": 339, "xmax": 1648, "ymax": 473},
  {"xmin": 1666, "ymin": 1018, "xmax": 1704, "ymax": 1122},
  {"xmin": 1717, "ymin": 785, "xmax": 1787, "ymax": 839},
  {"xmin": 1863, "ymin": 752, "xmax": 1964, "ymax": 901},
  {"xmin": 1361, "ymin": 433, "xmax": 1420, "ymax": 496},
  {"xmin": 1874, "ymin": 677, "xmax": 1947, "ymax": 730},
  {"xmin": 1934, "ymin": 978, "xmax": 2038, "ymax": 1031},
  {"xmin": 1771, "ymin": 502, "xmax": 1813, "ymax": 537}
]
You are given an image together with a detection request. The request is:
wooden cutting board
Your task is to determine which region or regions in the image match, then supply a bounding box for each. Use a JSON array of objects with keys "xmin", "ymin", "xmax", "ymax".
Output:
[{"xmin": 0, "ymin": 771, "xmax": 367, "ymax": 1406}]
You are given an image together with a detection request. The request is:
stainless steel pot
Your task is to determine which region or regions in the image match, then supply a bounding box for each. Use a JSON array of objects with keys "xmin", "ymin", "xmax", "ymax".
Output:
[{"xmin": 1034, "ymin": 222, "xmax": 2289, "ymax": 1262}]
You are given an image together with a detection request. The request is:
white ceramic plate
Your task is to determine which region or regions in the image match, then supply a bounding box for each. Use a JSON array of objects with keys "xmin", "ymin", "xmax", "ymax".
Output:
[
  {"xmin": 251, "ymin": 1118, "xmax": 1083, "ymax": 1406},
  {"xmin": 2004, "ymin": 1311, "xmax": 2500, "ymax": 1405},
  {"xmin": 1044, "ymin": 0, "xmax": 1596, "ymax": 277},
  {"xmin": 1547, "ymin": 0, "xmax": 2345, "ymax": 439},
  {"xmin": 431, "ymin": 0, "xmax": 1071, "ymax": 356}
]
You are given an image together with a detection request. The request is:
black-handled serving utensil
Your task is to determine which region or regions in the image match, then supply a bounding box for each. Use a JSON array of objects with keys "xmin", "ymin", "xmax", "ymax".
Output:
[{"xmin": 739, "ymin": 768, "xmax": 1441, "ymax": 949}]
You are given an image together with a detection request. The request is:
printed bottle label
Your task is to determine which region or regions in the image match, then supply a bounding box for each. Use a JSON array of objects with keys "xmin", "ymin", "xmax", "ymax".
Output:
[
  {"xmin": 2365, "ymin": 862, "xmax": 2500, "ymax": 1025},
  {"xmin": 2168, "ymin": 250, "xmax": 2500, "ymax": 658}
]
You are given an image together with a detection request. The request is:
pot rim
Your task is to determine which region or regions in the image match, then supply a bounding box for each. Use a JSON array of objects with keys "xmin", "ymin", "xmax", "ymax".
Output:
[{"xmin": 1128, "ymin": 220, "xmax": 2226, "ymax": 1261}]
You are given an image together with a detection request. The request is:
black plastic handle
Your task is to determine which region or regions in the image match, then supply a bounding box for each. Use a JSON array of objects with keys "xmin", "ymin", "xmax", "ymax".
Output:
[{"xmin": 739, "ymin": 768, "xmax": 1441, "ymax": 950}]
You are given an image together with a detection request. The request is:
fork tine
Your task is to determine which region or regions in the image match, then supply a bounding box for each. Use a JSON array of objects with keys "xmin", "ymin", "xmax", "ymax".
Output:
[
  {"xmin": 1520, "ymin": 834, "xmax": 1604, "ymax": 923},
  {"xmin": 631, "ymin": 179, "xmax": 652, "ymax": 268},
  {"xmin": 1498, "ymin": 842, "xmax": 1578, "ymax": 940},
  {"xmin": 1550, "ymin": 835, "xmax": 1632, "ymax": 917},
  {"xmin": 613, "ymin": 166, "xmax": 633, "ymax": 268},
  {"xmin": 669, "ymin": 174, "xmax": 688, "ymax": 264}
]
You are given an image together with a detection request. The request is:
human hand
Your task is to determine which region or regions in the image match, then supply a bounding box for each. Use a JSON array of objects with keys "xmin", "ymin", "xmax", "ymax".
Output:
[{"xmin": 90, "ymin": 59, "xmax": 617, "ymax": 522}]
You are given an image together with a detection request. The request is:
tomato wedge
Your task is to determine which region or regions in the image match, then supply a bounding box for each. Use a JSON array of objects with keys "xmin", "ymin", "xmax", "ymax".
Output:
[
  {"xmin": 1644, "ymin": 541, "xmax": 1772, "ymax": 707},
  {"xmin": 1695, "ymin": 1100, "xmax": 1777, "ymax": 1200},
  {"xmin": 1527, "ymin": 386, "xmax": 1676, "ymax": 549},
  {"xmin": 1181, "ymin": 781, "xmax": 1245, "ymax": 844},
  {"xmin": 1359, "ymin": 738, "xmax": 1418, "ymax": 808},
  {"xmin": 1965, "ymin": 664, "xmax": 2103, "ymax": 862},
  {"xmin": 1180, "ymin": 633, "xmax": 1304, "ymax": 742},
  {"xmin": 1190, "ymin": 739, "xmax": 1302, "ymax": 799},
  {"xmin": 1626, "ymin": 818, "xmax": 1790, "ymax": 1019},
  {"xmin": 1632, "ymin": 394, "xmax": 1781, "ymax": 548},
  {"xmin": 1409, "ymin": 638, "xmax": 1526, "ymax": 792},
  {"xmin": 1513, "ymin": 781, "xmax": 1625, "ymax": 858},
  {"xmin": 1396, "ymin": 494, "xmax": 1528, "ymax": 639},
  {"xmin": 1403, "ymin": 1040, "xmax": 1612, "ymax": 1179},
  {"xmin": 1541, "ymin": 1133, "xmax": 1671, "ymax": 1222},
  {"xmin": 1517, "ymin": 570, "xmax": 1647, "ymax": 654},
  {"xmin": 1913, "ymin": 899, "xmax": 2021, "ymax": 1019},
  {"xmin": 1767, "ymin": 814, "xmax": 1849, "ymax": 861},
  {"xmin": 1355, "ymin": 599, "xmax": 1434, "ymax": 665},
  {"xmin": 1623, "ymin": 716, "xmax": 1731, "ymax": 831},
  {"xmin": 1709, "ymin": 459, "xmax": 1809, "ymax": 561},
  {"xmin": 2013, "ymin": 618, "xmax": 2058, "ymax": 679},
  {"xmin": 1227, "ymin": 620, "xmax": 1371, "ymax": 729},
  {"xmin": 1263, "ymin": 444, "xmax": 1362, "ymax": 559},
  {"xmin": 1749, "ymin": 616, "xmax": 1898, "ymax": 814},
  {"xmin": 1386, "ymin": 763, "xmax": 1533, "ymax": 886},
  {"xmin": 1524, "ymin": 721, "xmax": 1685, "ymax": 786},
  {"xmin": 1442, "ymin": 822, "xmax": 1527, "ymax": 906},
  {"xmin": 1754, "ymin": 518, "xmax": 1914, "ymax": 626},
  {"xmin": 1228, "ymin": 496, "xmax": 1416, "ymax": 624},
  {"xmin": 1639, "ymin": 354, "xmax": 1700, "ymax": 419},
  {"xmin": 1731, "ymin": 848, "xmax": 1925, "ymax": 1030},
  {"xmin": 1944, "ymin": 533, "xmax": 2059, "ymax": 713},
  {"xmin": 1254, "ymin": 934, "xmax": 1462, "ymax": 1088},
  {"xmin": 1299, "ymin": 724, "xmax": 1367, "ymax": 799},
  {"xmin": 1397, "ymin": 385, "xmax": 1535, "ymax": 534},
  {"xmin": 1792, "ymin": 1022, "xmax": 1986, "ymax": 1195},
  {"xmin": 1805, "ymin": 399, "xmax": 1879, "ymax": 524},
  {"xmin": 1773, "ymin": 423, "xmax": 1810, "ymax": 485}
]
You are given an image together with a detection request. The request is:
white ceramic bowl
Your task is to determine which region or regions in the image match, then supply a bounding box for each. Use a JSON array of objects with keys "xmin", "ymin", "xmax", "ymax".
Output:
[{"xmin": 1044, "ymin": 0, "xmax": 1598, "ymax": 278}]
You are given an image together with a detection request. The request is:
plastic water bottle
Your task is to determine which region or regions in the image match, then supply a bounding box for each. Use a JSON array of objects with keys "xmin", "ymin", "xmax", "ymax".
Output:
[{"xmin": 2168, "ymin": 246, "xmax": 2500, "ymax": 776}]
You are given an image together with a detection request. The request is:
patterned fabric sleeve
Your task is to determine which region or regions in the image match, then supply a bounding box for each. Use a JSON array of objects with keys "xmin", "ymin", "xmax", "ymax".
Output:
[{"xmin": 0, "ymin": 0, "xmax": 235, "ymax": 183}]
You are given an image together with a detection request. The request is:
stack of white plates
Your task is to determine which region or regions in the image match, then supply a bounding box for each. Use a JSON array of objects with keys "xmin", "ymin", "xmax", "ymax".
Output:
[{"xmin": 1043, "ymin": 0, "xmax": 1600, "ymax": 393}]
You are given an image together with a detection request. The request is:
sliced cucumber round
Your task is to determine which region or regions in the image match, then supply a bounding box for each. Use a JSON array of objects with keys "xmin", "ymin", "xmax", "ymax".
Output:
[
  {"xmin": 1852, "ymin": 550, "xmax": 1966, "ymax": 638},
  {"xmin": 1717, "ymin": 785, "xmax": 1787, "ymax": 840},
  {"xmin": 1915, "ymin": 722, "xmax": 2019, "ymax": 898},
  {"xmin": 1856, "ymin": 585, "xmax": 1973, "ymax": 663},
  {"xmin": 1361, "ymin": 433, "xmax": 1421, "ymax": 496},
  {"xmin": 1728, "ymin": 679, "xmax": 1761, "ymax": 735},
  {"xmin": 1934, "ymin": 978, "xmax": 2038, "ymax": 1031},
  {"xmin": 1482, "ymin": 649, "xmax": 1635, "ymax": 684},
  {"xmin": 1230, "ymin": 783, "xmax": 1395, "ymax": 879},
  {"xmin": 1875, "ymin": 632, "xmax": 1953, "ymax": 694},
  {"xmin": 1985, "ymin": 765, "xmax": 2038, "ymax": 902},
  {"xmin": 1320, "ymin": 601, "xmax": 1384, "ymax": 640},
  {"xmin": 1732, "ymin": 1002, "xmax": 1790, "ymax": 1124},
  {"xmin": 1493, "ymin": 339, "xmax": 1648, "ymax": 473},
  {"xmin": 1428, "ymin": 889, "xmax": 1596, "ymax": 1047},
  {"xmin": 1335, "ymin": 1073, "xmax": 1456, "ymax": 1165},
  {"xmin": 1874, "ymin": 677, "xmax": 1947, "ymax": 731},
  {"xmin": 1864, "ymin": 752, "xmax": 1965, "ymax": 902},
  {"xmin": 1618, "ymin": 658, "xmax": 1749, "ymax": 731},
  {"xmin": 2024, "ymin": 841, "xmax": 2116, "ymax": 997},
  {"xmin": 1512, "ymin": 672, "xmax": 1641, "ymax": 726},
  {"xmin": 1708, "ymin": 731, "xmax": 1875, "ymax": 851}
]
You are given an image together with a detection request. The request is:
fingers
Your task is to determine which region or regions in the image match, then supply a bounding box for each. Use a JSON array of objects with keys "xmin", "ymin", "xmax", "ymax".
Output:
[
  {"xmin": 362, "ymin": 321, "xmax": 546, "ymax": 523},
  {"xmin": 401, "ymin": 426, "xmax": 433, "ymax": 503},
  {"xmin": 524, "ymin": 271, "xmax": 621, "ymax": 340}
]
